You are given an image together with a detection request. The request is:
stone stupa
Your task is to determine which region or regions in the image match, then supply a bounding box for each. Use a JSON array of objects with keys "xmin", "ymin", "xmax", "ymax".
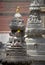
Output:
[
  {"xmin": 25, "ymin": 0, "xmax": 45, "ymax": 65},
  {"xmin": 1, "ymin": 6, "xmax": 32, "ymax": 65}
]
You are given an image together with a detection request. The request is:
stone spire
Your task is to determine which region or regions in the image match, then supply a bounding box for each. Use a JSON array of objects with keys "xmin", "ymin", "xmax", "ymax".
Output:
[
  {"xmin": 25, "ymin": 1, "xmax": 45, "ymax": 64},
  {"xmin": 25, "ymin": 0, "xmax": 42, "ymax": 37},
  {"xmin": 3, "ymin": 5, "xmax": 30, "ymax": 64},
  {"xmin": 29, "ymin": 0, "xmax": 40, "ymax": 10}
]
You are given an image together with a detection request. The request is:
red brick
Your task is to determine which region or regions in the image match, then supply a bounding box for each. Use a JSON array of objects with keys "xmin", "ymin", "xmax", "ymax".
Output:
[{"xmin": 0, "ymin": 2, "xmax": 30, "ymax": 31}]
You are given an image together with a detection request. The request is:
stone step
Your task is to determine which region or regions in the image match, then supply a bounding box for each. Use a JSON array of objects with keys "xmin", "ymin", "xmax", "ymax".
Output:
[
  {"xmin": 30, "ymin": 55, "xmax": 45, "ymax": 61},
  {"xmin": 26, "ymin": 44, "xmax": 45, "ymax": 51},
  {"xmin": 27, "ymin": 50, "xmax": 45, "ymax": 55}
]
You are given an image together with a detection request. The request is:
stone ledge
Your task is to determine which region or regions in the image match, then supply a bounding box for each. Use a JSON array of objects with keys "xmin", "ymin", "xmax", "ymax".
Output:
[{"xmin": 41, "ymin": 7, "xmax": 45, "ymax": 12}]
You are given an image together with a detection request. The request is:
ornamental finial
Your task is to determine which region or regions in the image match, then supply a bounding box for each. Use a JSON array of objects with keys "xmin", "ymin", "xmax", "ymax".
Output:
[{"xmin": 16, "ymin": 6, "xmax": 20, "ymax": 13}]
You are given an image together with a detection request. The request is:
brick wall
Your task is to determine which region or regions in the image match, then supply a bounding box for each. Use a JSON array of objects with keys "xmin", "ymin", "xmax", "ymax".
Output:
[
  {"xmin": 0, "ymin": 1, "xmax": 30, "ymax": 31},
  {"xmin": 0, "ymin": 0, "xmax": 45, "ymax": 32}
]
